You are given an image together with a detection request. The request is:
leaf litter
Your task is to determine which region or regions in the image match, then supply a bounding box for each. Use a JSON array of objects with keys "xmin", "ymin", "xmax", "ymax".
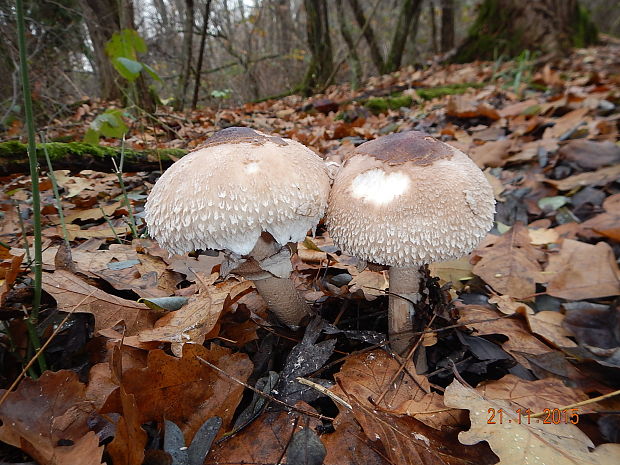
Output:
[{"xmin": 1, "ymin": 43, "xmax": 620, "ymax": 464}]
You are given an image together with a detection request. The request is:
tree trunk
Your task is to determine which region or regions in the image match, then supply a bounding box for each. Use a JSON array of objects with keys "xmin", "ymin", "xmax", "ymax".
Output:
[
  {"xmin": 301, "ymin": 0, "xmax": 333, "ymax": 95},
  {"xmin": 80, "ymin": 0, "xmax": 156, "ymax": 111},
  {"xmin": 175, "ymin": 0, "xmax": 195, "ymax": 110},
  {"xmin": 440, "ymin": 0, "xmax": 455, "ymax": 52},
  {"xmin": 430, "ymin": 2, "xmax": 438, "ymax": 55},
  {"xmin": 384, "ymin": 0, "xmax": 423, "ymax": 73},
  {"xmin": 347, "ymin": 0, "xmax": 384, "ymax": 74},
  {"xmin": 192, "ymin": 0, "xmax": 213, "ymax": 109},
  {"xmin": 335, "ymin": 0, "xmax": 362, "ymax": 88},
  {"xmin": 454, "ymin": 0, "xmax": 598, "ymax": 63}
]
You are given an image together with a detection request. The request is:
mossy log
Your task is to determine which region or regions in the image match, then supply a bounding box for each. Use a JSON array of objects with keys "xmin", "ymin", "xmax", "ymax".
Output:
[
  {"xmin": 0, "ymin": 141, "xmax": 187, "ymax": 175},
  {"xmin": 454, "ymin": 0, "xmax": 598, "ymax": 63}
]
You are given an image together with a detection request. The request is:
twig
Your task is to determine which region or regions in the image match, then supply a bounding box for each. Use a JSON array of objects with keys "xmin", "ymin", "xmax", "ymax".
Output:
[
  {"xmin": 0, "ymin": 290, "xmax": 93, "ymax": 408},
  {"xmin": 297, "ymin": 377, "xmax": 352, "ymax": 410},
  {"xmin": 530, "ymin": 389, "xmax": 620, "ymax": 418},
  {"xmin": 41, "ymin": 134, "xmax": 70, "ymax": 248},
  {"xmin": 196, "ymin": 356, "xmax": 335, "ymax": 422}
]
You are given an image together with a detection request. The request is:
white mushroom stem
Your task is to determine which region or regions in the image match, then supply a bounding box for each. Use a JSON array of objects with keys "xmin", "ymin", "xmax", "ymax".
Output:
[
  {"xmin": 246, "ymin": 235, "xmax": 311, "ymax": 328},
  {"xmin": 388, "ymin": 266, "xmax": 423, "ymax": 354}
]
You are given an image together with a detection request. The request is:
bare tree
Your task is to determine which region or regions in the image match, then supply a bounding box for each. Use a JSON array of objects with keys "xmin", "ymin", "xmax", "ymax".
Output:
[
  {"xmin": 440, "ymin": 0, "xmax": 455, "ymax": 53},
  {"xmin": 300, "ymin": 0, "xmax": 333, "ymax": 95},
  {"xmin": 335, "ymin": 0, "xmax": 362, "ymax": 87},
  {"xmin": 192, "ymin": 0, "xmax": 213, "ymax": 109},
  {"xmin": 455, "ymin": 0, "xmax": 598, "ymax": 62},
  {"xmin": 175, "ymin": 0, "xmax": 195, "ymax": 110}
]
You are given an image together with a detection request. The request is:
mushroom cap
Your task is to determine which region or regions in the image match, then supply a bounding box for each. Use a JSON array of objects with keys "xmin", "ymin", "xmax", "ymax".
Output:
[
  {"xmin": 145, "ymin": 127, "xmax": 331, "ymax": 255},
  {"xmin": 326, "ymin": 131, "xmax": 496, "ymax": 267}
]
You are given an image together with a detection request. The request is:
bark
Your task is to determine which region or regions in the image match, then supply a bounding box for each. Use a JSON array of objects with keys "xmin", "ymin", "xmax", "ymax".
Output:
[
  {"xmin": 274, "ymin": 0, "xmax": 294, "ymax": 54},
  {"xmin": 430, "ymin": 2, "xmax": 438, "ymax": 55},
  {"xmin": 388, "ymin": 267, "xmax": 422, "ymax": 354},
  {"xmin": 454, "ymin": 0, "xmax": 598, "ymax": 63},
  {"xmin": 347, "ymin": 0, "xmax": 384, "ymax": 74},
  {"xmin": 335, "ymin": 0, "xmax": 362, "ymax": 87},
  {"xmin": 192, "ymin": 0, "xmax": 213, "ymax": 109},
  {"xmin": 301, "ymin": 0, "xmax": 333, "ymax": 95},
  {"xmin": 384, "ymin": 0, "xmax": 423, "ymax": 73},
  {"xmin": 440, "ymin": 0, "xmax": 455, "ymax": 52},
  {"xmin": 175, "ymin": 0, "xmax": 195, "ymax": 110}
]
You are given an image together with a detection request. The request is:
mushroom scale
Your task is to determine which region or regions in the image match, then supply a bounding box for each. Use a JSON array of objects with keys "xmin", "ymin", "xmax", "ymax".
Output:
[
  {"xmin": 145, "ymin": 132, "xmax": 331, "ymax": 256},
  {"xmin": 326, "ymin": 132, "xmax": 496, "ymax": 267}
]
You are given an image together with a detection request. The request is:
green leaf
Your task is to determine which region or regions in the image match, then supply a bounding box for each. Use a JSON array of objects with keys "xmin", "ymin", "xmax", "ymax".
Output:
[
  {"xmin": 538, "ymin": 196, "xmax": 570, "ymax": 211},
  {"xmin": 83, "ymin": 128, "xmax": 100, "ymax": 145},
  {"xmin": 142, "ymin": 63, "xmax": 161, "ymax": 81},
  {"xmin": 137, "ymin": 296, "xmax": 189, "ymax": 312},
  {"xmin": 114, "ymin": 57, "xmax": 143, "ymax": 81},
  {"xmin": 88, "ymin": 110, "xmax": 128, "ymax": 140},
  {"xmin": 105, "ymin": 28, "xmax": 146, "ymax": 61}
]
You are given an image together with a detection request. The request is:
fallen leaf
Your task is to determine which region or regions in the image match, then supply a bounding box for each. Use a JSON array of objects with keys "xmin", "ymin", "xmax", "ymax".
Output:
[
  {"xmin": 323, "ymin": 413, "xmax": 391, "ymax": 465},
  {"xmin": 545, "ymin": 240, "xmax": 620, "ymax": 300},
  {"xmin": 468, "ymin": 139, "xmax": 512, "ymax": 168},
  {"xmin": 208, "ymin": 411, "xmax": 319, "ymax": 464},
  {"xmin": 102, "ymin": 343, "xmax": 252, "ymax": 444},
  {"xmin": 42, "ymin": 269, "xmax": 156, "ymax": 335},
  {"xmin": 472, "ymin": 223, "xmax": 546, "ymax": 299},
  {"xmin": 457, "ymin": 305, "xmax": 553, "ymax": 370},
  {"xmin": 545, "ymin": 164, "xmax": 620, "ymax": 191},
  {"xmin": 525, "ymin": 311, "xmax": 578, "ymax": 348},
  {"xmin": 0, "ymin": 371, "xmax": 103, "ymax": 465},
  {"xmin": 349, "ymin": 269, "xmax": 388, "ymax": 300},
  {"xmin": 444, "ymin": 379, "xmax": 620, "ymax": 465},
  {"xmin": 542, "ymin": 107, "xmax": 590, "ymax": 140}
]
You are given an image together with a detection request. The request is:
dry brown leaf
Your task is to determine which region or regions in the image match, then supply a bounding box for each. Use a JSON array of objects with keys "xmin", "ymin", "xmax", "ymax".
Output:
[
  {"xmin": 102, "ymin": 343, "xmax": 252, "ymax": 444},
  {"xmin": 457, "ymin": 305, "xmax": 553, "ymax": 370},
  {"xmin": 207, "ymin": 411, "xmax": 320, "ymax": 464},
  {"xmin": 542, "ymin": 107, "xmax": 590, "ymax": 140},
  {"xmin": 138, "ymin": 274, "xmax": 244, "ymax": 355},
  {"xmin": 468, "ymin": 139, "xmax": 512, "ymax": 168},
  {"xmin": 475, "ymin": 374, "xmax": 590, "ymax": 413},
  {"xmin": 41, "ymin": 269, "xmax": 156, "ymax": 335},
  {"xmin": 349, "ymin": 269, "xmax": 388, "ymax": 299},
  {"xmin": 444, "ymin": 379, "xmax": 620, "ymax": 465},
  {"xmin": 323, "ymin": 413, "xmax": 391, "ymax": 465},
  {"xmin": 528, "ymin": 228, "xmax": 560, "ymax": 245},
  {"xmin": 545, "ymin": 164, "xmax": 620, "ymax": 191},
  {"xmin": 525, "ymin": 311, "xmax": 578, "ymax": 348},
  {"xmin": 348, "ymin": 397, "xmax": 496, "ymax": 465},
  {"xmin": 0, "ymin": 371, "xmax": 103, "ymax": 465},
  {"xmin": 488, "ymin": 294, "xmax": 534, "ymax": 316},
  {"xmin": 545, "ymin": 240, "xmax": 620, "ymax": 300},
  {"xmin": 64, "ymin": 201, "xmax": 122, "ymax": 223},
  {"xmin": 429, "ymin": 256, "xmax": 474, "ymax": 291},
  {"xmin": 472, "ymin": 223, "xmax": 546, "ymax": 299}
]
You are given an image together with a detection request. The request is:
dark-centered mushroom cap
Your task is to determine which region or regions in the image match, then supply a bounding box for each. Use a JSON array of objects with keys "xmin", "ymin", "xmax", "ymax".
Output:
[
  {"xmin": 145, "ymin": 127, "xmax": 331, "ymax": 255},
  {"xmin": 326, "ymin": 131, "xmax": 496, "ymax": 267}
]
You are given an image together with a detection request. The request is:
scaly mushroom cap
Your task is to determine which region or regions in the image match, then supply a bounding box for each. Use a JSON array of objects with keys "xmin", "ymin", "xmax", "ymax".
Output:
[
  {"xmin": 326, "ymin": 131, "xmax": 496, "ymax": 267},
  {"xmin": 145, "ymin": 127, "xmax": 331, "ymax": 255}
]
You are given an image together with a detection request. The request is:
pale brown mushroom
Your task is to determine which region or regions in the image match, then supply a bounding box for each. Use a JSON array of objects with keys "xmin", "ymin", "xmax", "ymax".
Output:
[
  {"xmin": 326, "ymin": 131, "xmax": 495, "ymax": 353},
  {"xmin": 145, "ymin": 127, "xmax": 331, "ymax": 327}
]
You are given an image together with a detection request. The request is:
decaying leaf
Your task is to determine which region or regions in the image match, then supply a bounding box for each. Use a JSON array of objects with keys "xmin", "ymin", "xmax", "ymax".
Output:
[
  {"xmin": 41, "ymin": 269, "xmax": 157, "ymax": 335},
  {"xmin": 444, "ymin": 379, "xmax": 620, "ymax": 465},
  {"xmin": 545, "ymin": 240, "xmax": 620, "ymax": 300},
  {"xmin": 0, "ymin": 371, "xmax": 103, "ymax": 465}
]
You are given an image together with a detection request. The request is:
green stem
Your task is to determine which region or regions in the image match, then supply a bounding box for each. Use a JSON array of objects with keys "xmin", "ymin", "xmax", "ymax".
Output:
[
  {"xmin": 42, "ymin": 137, "xmax": 71, "ymax": 248},
  {"xmin": 16, "ymin": 0, "xmax": 46, "ymax": 373}
]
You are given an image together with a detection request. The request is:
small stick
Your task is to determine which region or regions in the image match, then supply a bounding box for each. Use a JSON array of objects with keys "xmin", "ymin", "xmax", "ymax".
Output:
[
  {"xmin": 530, "ymin": 389, "xmax": 620, "ymax": 418},
  {"xmin": 196, "ymin": 356, "xmax": 335, "ymax": 422},
  {"xmin": 296, "ymin": 377, "xmax": 352, "ymax": 410}
]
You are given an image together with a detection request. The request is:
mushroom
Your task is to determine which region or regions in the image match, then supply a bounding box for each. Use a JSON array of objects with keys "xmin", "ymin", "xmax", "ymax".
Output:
[
  {"xmin": 145, "ymin": 127, "xmax": 331, "ymax": 327},
  {"xmin": 326, "ymin": 131, "xmax": 495, "ymax": 353}
]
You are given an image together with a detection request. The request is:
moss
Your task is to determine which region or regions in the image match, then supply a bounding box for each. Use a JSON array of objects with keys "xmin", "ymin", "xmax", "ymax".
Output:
[
  {"xmin": 364, "ymin": 95, "xmax": 413, "ymax": 114},
  {"xmin": 416, "ymin": 82, "xmax": 484, "ymax": 100},
  {"xmin": 0, "ymin": 141, "xmax": 186, "ymax": 165}
]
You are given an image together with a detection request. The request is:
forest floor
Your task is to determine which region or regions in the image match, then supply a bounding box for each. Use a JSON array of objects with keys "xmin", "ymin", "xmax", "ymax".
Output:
[{"xmin": 0, "ymin": 42, "xmax": 620, "ymax": 465}]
